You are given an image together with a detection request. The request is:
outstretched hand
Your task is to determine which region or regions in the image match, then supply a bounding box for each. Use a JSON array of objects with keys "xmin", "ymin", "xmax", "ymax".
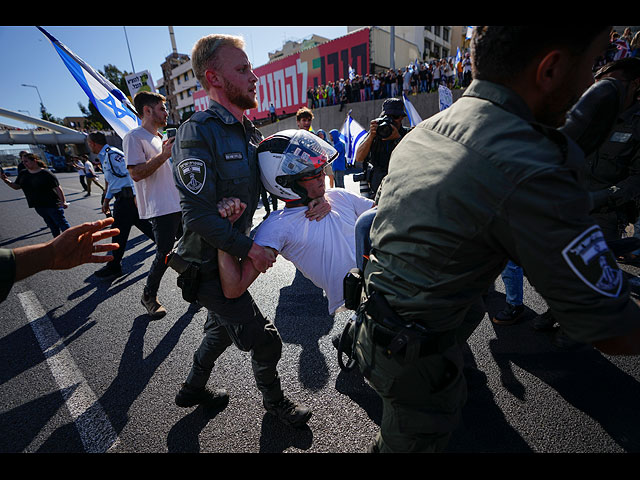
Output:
[
  {"xmin": 12, "ymin": 217, "xmax": 120, "ymax": 282},
  {"xmin": 49, "ymin": 217, "xmax": 120, "ymax": 270}
]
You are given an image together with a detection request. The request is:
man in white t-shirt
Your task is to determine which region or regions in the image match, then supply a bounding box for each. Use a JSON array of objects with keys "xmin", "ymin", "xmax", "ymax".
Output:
[
  {"xmin": 83, "ymin": 156, "xmax": 105, "ymax": 197},
  {"xmin": 124, "ymin": 91, "xmax": 182, "ymax": 319},
  {"xmin": 216, "ymin": 130, "xmax": 375, "ymax": 315}
]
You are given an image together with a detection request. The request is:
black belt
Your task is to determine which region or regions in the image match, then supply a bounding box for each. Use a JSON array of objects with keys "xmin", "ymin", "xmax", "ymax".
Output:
[
  {"xmin": 114, "ymin": 186, "xmax": 134, "ymax": 199},
  {"xmin": 364, "ymin": 291, "xmax": 457, "ymax": 357}
]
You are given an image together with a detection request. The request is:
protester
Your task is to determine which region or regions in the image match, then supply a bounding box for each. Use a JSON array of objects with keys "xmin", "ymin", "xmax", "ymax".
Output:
[
  {"xmin": 216, "ymin": 129, "xmax": 375, "ymax": 317},
  {"xmin": 71, "ymin": 155, "xmax": 88, "ymax": 192},
  {"xmin": 124, "ymin": 91, "xmax": 182, "ymax": 319},
  {"xmin": 1, "ymin": 153, "xmax": 70, "ymax": 237},
  {"xmin": 329, "ymin": 129, "xmax": 346, "ymax": 188},
  {"xmin": 83, "ymin": 154, "xmax": 105, "ymax": 197}
]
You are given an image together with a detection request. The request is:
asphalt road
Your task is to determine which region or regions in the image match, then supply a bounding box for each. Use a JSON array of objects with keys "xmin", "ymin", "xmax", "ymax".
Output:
[{"xmin": 1, "ymin": 168, "xmax": 640, "ymax": 454}]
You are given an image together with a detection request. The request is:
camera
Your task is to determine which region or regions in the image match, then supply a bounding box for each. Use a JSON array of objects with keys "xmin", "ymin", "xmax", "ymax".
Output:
[{"xmin": 373, "ymin": 116, "xmax": 394, "ymax": 139}]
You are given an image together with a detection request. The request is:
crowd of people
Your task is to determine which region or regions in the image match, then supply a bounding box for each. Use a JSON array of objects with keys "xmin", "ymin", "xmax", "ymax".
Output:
[
  {"xmin": 1, "ymin": 26, "xmax": 640, "ymax": 454},
  {"xmin": 306, "ymin": 54, "xmax": 472, "ymax": 112}
]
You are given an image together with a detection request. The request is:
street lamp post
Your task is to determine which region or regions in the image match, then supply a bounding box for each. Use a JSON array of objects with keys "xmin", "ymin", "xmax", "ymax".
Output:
[{"xmin": 21, "ymin": 84, "xmax": 46, "ymax": 117}]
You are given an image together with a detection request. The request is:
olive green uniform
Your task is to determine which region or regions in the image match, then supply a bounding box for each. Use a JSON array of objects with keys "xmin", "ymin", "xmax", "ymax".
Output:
[
  {"xmin": 583, "ymin": 101, "xmax": 640, "ymax": 241},
  {"xmin": 356, "ymin": 80, "xmax": 640, "ymax": 452}
]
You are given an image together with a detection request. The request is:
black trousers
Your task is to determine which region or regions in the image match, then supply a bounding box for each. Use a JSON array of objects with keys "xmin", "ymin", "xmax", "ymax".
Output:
[
  {"xmin": 185, "ymin": 275, "xmax": 284, "ymax": 404},
  {"xmin": 108, "ymin": 191, "xmax": 155, "ymax": 268}
]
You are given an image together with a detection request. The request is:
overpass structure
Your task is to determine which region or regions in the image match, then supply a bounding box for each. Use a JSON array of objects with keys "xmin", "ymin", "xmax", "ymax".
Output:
[{"xmin": 0, "ymin": 108, "xmax": 87, "ymax": 148}]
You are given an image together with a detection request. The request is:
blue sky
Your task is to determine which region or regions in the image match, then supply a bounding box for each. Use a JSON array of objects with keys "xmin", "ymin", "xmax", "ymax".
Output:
[{"xmin": 0, "ymin": 25, "xmax": 348, "ymax": 129}]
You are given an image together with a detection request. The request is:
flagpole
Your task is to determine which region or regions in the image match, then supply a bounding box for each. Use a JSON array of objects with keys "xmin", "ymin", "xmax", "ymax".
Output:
[{"xmin": 123, "ymin": 27, "xmax": 136, "ymax": 73}]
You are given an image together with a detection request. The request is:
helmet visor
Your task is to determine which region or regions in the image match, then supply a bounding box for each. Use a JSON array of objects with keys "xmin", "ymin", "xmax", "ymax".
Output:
[{"xmin": 280, "ymin": 129, "xmax": 338, "ymax": 177}]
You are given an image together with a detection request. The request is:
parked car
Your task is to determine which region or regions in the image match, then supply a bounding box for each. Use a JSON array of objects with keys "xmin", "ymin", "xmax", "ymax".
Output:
[{"xmin": 2, "ymin": 166, "xmax": 19, "ymax": 176}]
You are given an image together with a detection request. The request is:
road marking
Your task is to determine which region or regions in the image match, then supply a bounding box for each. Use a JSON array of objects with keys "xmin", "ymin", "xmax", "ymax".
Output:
[{"xmin": 18, "ymin": 291, "xmax": 120, "ymax": 453}]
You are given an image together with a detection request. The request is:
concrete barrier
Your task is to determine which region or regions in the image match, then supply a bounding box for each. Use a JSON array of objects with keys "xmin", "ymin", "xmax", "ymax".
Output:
[{"xmin": 258, "ymin": 88, "xmax": 465, "ymax": 138}]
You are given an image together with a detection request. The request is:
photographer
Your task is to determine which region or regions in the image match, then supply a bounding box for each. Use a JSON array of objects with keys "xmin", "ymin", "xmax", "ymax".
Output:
[{"xmin": 354, "ymin": 98, "xmax": 411, "ymax": 198}]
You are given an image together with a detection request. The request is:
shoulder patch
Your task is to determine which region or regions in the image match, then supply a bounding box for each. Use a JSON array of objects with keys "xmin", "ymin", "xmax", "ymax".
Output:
[
  {"xmin": 177, "ymin": 158, "xmax": 206, "ymax": 195},
  {"xmin": 562, "ymin": 225, "xmax": 622, "ymax": 298}
]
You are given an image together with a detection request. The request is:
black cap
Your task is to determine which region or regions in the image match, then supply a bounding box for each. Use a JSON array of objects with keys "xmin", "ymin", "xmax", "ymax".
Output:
[{"xmin": 381, "ymin": 97, "xmax": 406, "ymax": 117}]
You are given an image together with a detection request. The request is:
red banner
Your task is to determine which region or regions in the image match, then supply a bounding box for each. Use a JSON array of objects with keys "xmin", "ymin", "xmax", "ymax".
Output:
[
  {"xmin": 247, "ymin": 28, "xmax": 370, "ymax": 120},
  {"xmin": 193, "ymin": 89, "xmax": 209, "ymax": 112}
]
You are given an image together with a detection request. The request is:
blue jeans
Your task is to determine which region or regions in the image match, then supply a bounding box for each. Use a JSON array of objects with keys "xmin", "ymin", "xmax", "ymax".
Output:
[
  {"xmin": 34, "ymin": 206, "xmax": 70, "ymax": 237},
  {"xmin": 501, "ymin": 261, "xmax": 523, "ymax": 306},
  {"xmin": 355, "ymin": 207, "xmax": 377, "ymax": 271}
]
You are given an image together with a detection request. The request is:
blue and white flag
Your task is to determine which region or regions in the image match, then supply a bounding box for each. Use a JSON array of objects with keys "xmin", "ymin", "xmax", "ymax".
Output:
[
  {"xmin": 402, "ymin": 94, "xmax": 422, "ymax": 127},
  {"xmin": 466, "ymin": 26, "xmax": 474, "ymax": 40},
  {"xmin": 349, "ymin": 65, "xmax": 356, "ymax": 81},
  {"xmin": 37, "ymin": 26, "xmax": 140, "ymax": 139},
  {"xmin": 339, "ymin": 111, "xmax": 367, "ymax": 165},
  {"xmin": 455, "ymin": 47, "xmax": 461, "ymax": 65},
  {"xmin": 438, "ymin": 85, "xmax": 453, "ymax": 111}
]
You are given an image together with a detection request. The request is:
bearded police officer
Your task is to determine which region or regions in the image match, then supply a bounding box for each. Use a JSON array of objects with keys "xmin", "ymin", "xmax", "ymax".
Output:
[
  {"xmin": 354, "ymin": 26, "xmax": 640, "ymax": 453},
  {"xmin": 170, "ymin": 34, "xmax": 313, "ymax": 427}
]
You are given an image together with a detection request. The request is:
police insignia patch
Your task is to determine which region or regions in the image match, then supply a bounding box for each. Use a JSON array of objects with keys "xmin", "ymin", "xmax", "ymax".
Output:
[
  {"xmin": 177, "ymin": 158, "xmax": 206, "ymax": 195},
  {"xmin": 562, "ymin": 225, "xmax": 622, "ymax": 298}
]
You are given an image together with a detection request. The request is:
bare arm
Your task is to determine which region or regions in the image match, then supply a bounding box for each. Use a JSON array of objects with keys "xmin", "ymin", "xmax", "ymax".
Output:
[
  {"xmin": 54, "ymin": 185, "xmax": 67, "ymax": 207},
  {"xmin": 354, "ymin": 130, "xmax": 374, "ymax": 166},
  {"xmin": 1, "ymin": 171, "xmax": 21, "ymax": 190},
  {"xmin": 13, "ymin": 217, "xmax": 120, "ymax": 281},
  {"xmin": 218, "ymin": 246, "xmax": 270, "ymax": 298},
  {"xmin": 215, "ymin": 197, "xmax": 277, "ymax": 298},
  {"xmin": 127, "ymin": 137, "xmax": 175, "ymax": 182}
]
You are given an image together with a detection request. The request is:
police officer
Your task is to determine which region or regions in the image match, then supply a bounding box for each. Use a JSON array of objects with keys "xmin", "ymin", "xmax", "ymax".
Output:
[
  {"xmin": 354, "ymin": 26, "xmax": 640, "ymax": 453},
  {"xmin": 354, "ymin": 97, "xmax": 410, "ymax": 198},
  {"xmin": 87, "ymin": 132, "xmax": 155, "ymax": 278},
  {"xmin": 170, "ymin": 34, "xmax": 311, "ymax": 427},
  {"xmin": 533, "ymin": 57, "xmax": 640, "ymax": 339},
  {"xmin": 582, "ymin": 58, "xmax": 640, "ymax": 242}
]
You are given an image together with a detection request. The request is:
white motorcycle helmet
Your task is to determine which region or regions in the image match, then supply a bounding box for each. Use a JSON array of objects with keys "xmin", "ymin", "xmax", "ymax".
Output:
[{"xmin": 258, "ymin": 129, "xmax": 338, "ymax": 203}]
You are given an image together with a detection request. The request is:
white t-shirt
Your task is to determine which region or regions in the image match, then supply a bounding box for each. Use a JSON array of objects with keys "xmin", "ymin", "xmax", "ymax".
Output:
[
  {"xmin": 84, "ymin": 160, "xmax": 96, "ymax": 177},
  {"xmin": 123, "ymin": 126, "xmax": 181, "ymax": 219},
  {"xmin": 254, "ymin": 188, "xmax": 374, "ymax": 314}
]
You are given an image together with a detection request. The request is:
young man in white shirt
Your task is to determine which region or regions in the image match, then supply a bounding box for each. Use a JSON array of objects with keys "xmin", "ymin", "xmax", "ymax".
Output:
[
  {"xmin": 124, "ymin": 91, "xmax": 182, "ymax": 319},
  {"xmin": 216, "ymin": 129, "xmax": 375, "ymax": 315}
]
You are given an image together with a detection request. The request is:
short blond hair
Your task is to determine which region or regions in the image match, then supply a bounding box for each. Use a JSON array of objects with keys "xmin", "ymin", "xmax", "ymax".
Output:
[{"xmin": 192, "ymin": 34, "xmax": 246, "ymax": 90}]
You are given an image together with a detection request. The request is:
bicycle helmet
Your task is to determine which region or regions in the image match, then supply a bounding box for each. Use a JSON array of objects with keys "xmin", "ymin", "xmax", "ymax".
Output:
[{"xmin": 258, "ymin": 129, "xmax": 338, "ymax": 203}]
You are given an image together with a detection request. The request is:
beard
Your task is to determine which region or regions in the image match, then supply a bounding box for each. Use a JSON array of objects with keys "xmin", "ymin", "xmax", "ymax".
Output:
[
  {"xmin": 223, "ymin": 76, "xmax": 257, "ymax": 111},
  {"xmin": 537, "ymin": 88, "xmax": 582, "ymax": 128}
]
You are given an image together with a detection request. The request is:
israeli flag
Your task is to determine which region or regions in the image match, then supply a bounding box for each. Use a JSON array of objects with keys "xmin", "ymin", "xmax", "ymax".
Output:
[
  {"xmin": 339, "ymin": 111, "xmax": 367, "ymax": 165},
  {"xmin": 455, "ymin": 47, "xmax": 461, "ymax": 65},
  {"xmin": 37, "ymin": 26, "xmax": 140, "ymax": 139},
  {"xmin": 348, "ymin": 65, "xmax": 356, "ymax": 81},
  {"xmin": 402, "ymin": 94, "xmax": 422, "ymax": 127},
  {"xmin": 466, "ymin": 26, "xmax": 474, "ymax": 39}
]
